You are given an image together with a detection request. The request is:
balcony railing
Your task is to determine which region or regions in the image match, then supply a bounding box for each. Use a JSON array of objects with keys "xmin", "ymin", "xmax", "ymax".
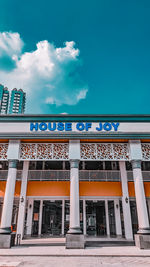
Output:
[
  {"xmin": 28, "ymin": 170, "xmax": 70, "ymax": 181},
  {"xmin": 0, "ymin": 170, "xmax": 150, "ymax": 181},
  {"xmin": 79, "ymin": 170, "xmax": 121, "ymax": 181}
]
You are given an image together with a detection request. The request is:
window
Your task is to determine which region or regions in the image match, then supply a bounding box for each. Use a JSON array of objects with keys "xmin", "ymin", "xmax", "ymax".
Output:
[
  {"xmin": 65, "ymin": 161, "xmax": 70, "ymax": 170},
  {"xmin": 85, "ymin": 161, "xmax": 101, "ymax": 170},
  {"xmin": 111, "ymin": 162, "xmax": 119, "ymax": 170},
  {"xmin": 142, "ymin": 162, "xmax": 150, "ymax": 171},
  {"xmin": 36, "ymin": 161, "xmax": 43, "ymax": 170},
  {"xmin": 105, "ymin": 161, "xmax": 112, "ymax": 170},
  {"xmin": 44, "ymin": 161, "xmax": 63, "ymax": 170},
  {"xmin": 17, "ymin": 161, "xmax": 23, "ymax": 170},
  {"xmin": 0, "ymin": 161, "xmax": 8, "ymax": 170},
  {"xmin": 126, "ymin": 161, "xmax": 132, "ymax": 171},
  {"xmin": 29, "ymin": 161, "xmax": 36, "ymax": 170}
]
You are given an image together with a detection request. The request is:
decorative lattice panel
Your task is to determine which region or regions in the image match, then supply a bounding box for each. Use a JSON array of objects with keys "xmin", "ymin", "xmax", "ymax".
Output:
[
  {"xmin": 0, "ymin": 144, "xmax": 8, "ymax": 160},
  {"xmin": 20, "ymin": 143, "xmax": 69, "ymax": 160},
  {"xmin": 53, "ymin": 144, "xmax": 69, "ymax": 159},
  {"xmin": 3, "ymin": 142, "xmax": 150, "ymax": 161},
  {"xmin": 97, "ymin": 144, "xmax": 113, "ymax": 160},
  {"xmin": 80, "ymin": 144, "xmax": 97, "ymax": 160},
  {"xmin": 20, "ymin": 144, "xmax": 36, "ymax": 159},
  {"xmin": 142, "ymin": 144, "xmax": 150, "ymax": 160},
  {"xmin": 37, "ymin": 144, "xmax": 53, "ymax": 159},
  {"xmin": 81, "ymin": 143, "xmax": 129, "ymax": 160}
]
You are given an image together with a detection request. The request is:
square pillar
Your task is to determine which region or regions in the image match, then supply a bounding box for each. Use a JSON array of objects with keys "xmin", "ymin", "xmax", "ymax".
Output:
[
  {"xmin": 38, "ymin": 200, "xmax": 43, "ymax": 236},
  {"xmin": 83, "ymin": 199, "xmax": 86, "ymax": 236},
  {"xmin": 16, "ymin": 161, "xmax": 29, "ymax": 241},
  {"xmin": 114, "ymin": 199, "xmax": 122, "ymax": 237},
  {"xmin": 26, "ymin": 199, "xmax": 33, "ymax": 236},
  {"xmin": 119, "ymin": 161, "xmax": 133, "ymax": 240},
  {"xmin": 61, "ymin": 199, "xmax": 65, "ymax": 236},
  {"xmin": 105, "ymin": 200, "xmax": 110, "ymax": 237}
]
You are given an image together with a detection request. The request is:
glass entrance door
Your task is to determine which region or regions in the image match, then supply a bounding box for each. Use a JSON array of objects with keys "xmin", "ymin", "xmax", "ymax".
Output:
[
  {"xmin": 130, "ymin": 200, "xmax": 138, "ymax": 235},
  {"xmin": 86, "ymin": 201, "xmax": 106, "ymax": 236},
  {"xmin": 32, "ymin": 200, "xmax": 40, "ymax": 236},
  {"xmin": 41, "ymin": 200, "xmax": 62, "ymax": 236},
  {"xmin": 108, "ymin": 200, "xmax": 116, "ymax": 236}
]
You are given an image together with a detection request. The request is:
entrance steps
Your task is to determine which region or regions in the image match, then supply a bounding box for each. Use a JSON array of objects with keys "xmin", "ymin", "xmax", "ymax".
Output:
[
  {"xmin": 86, "ymin": 237, "xmax": 135, "ymax": 247},
  {"xmin": 21, "ymin": 237, "xmax": 65, "ymax": 246},
  {"xmin": 20, "ymin": 236, "xmax": 135, "ymax": 247}
]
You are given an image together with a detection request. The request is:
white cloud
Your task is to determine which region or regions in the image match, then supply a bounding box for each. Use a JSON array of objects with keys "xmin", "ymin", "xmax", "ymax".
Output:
[
  {"xmin": 0, "ymin": 32, "xmax": 88, "ymax": 113},
  {"xmin": 77, "ymin": 89, "xmax": 88, "ymax": 101},
  {"xmin": 0, "ymin": 32, "xmax": 23, "ymax": 58},
  {"xmin": 45, "ymin": 97, "xmax": 55, "ymax": 104},
  {"xmin": 56, "ymin": 41, "xmax": 79, "ymax": 61}
]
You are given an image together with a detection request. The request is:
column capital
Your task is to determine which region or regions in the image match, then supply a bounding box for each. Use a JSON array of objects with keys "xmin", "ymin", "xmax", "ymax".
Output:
[
  {"xmin": 8, "ymin": 159, "xmax": 18, "ymax": 168},
  {"xmin": 131, "ymin": 160, "xmax": 141, "ymax": 169},
  {"xmin": 70, "ymin": 159, "xmax": 79, "ymax": 168}
]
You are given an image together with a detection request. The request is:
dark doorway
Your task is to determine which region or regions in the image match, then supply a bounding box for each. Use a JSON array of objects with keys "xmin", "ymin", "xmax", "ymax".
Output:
[
  {"xmin": 108, "ymin": 200, "xmax": 116, "ymax": 236},
  {"xmin": 41, "ymin": 200, "xmax": 62, "ymax": 236},
  {"xmin": 86, "ymin": 201, "xmax": 106, "ymax": 236},
  {"xmin": 32, "ymin": 200, "xmax": 40, "ymax": 236}
]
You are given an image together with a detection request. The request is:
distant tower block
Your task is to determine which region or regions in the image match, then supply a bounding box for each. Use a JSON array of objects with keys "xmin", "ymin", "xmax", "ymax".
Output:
[
  {"xmin": 9, "ymin": 88, "xmax": 26, "ymax": 114},
  {"xmin": 0, "ymin": 84, "xmax": 9, "ymax": 114}
]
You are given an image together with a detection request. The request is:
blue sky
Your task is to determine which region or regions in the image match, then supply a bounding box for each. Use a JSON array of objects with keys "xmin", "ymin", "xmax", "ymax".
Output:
[{"xmin": 0, "ymin": 0, "xmax": 150, "ymax": 114}]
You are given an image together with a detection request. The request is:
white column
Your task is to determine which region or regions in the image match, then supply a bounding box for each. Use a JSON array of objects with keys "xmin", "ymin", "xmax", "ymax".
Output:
[
  {"xmin": 68, "ymin": 160, "xmax": 81, "ymax": 234},
  {"xmin": 132, "ymin": 160, "xmax": 150, "ymax": 234},
  {"xmin": 26, "ymin": 198, "xmax": 33, "ymax": 235},
  {"xmin": 16, "ymin": 161, "xmax": 29, "ymax": 239},
  {"xmin": 119, "ymin": 161, "xmax": 133, "ymax": 240},
  {"xmin": 114, "ymin": 199, "xmax": 122, "ymax": 237},
  {"xmin": 105, "ymin": 200, "xmax": 110, "ymax": 236},
  {"xmin": 0, "ymin": 160, "xmax": 18, "ymax": 234},
  {"xmin": 83, "ymin": 199, "xmax": 86, "ymax": 235},
  {"xmin": 61, "ymin": 199, "xmax": 65, "ymax": 235},
  {"xmin": 147, "ymin": 199, "xmax": 150, "ymax": 222},
  {"xmin": 38, "ymin": 200, "xmax": 43, "ymax": 236}
]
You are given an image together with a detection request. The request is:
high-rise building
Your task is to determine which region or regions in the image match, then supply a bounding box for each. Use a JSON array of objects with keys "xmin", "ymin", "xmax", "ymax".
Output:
[
  {"xmin": 9, "ymin": 88, "xmax": 26, "ymax": 114},
  {"xmin": 0, "ymin": 84, "xmax": 9, "ymax": 114}
]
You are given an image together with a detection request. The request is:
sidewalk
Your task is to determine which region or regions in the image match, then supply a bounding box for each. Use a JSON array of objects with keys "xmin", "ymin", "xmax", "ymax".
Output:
[{"xmin": 0, "ymin": 245, "xmax": 150, "ymax": 257}]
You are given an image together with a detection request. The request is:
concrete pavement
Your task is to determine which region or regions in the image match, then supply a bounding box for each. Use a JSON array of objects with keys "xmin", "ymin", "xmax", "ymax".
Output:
[
  {"xmin": 0, "ymin": 256, "xmax": 150, "ymax": 267},
  {"xmin": 0, "ymin": 238, "xmax": 150, "ymax": 267},
  {"xmin": 0, "ymin": 245, "xmax": 150, "ymax": 257},
  {"xmin": 0, "ymin": 244, "xmax": 150, "ymax": 267}
]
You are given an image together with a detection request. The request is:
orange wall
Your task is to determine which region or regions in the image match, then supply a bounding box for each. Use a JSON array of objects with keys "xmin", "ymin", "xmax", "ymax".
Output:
[
  {"xmin": 80, "ymin": 182, "xmax": 122, "ymax": 196},
  {"xmin": 128, "ymin": 182, "xmax": 150, "ymax": 197},
  {"xmin": 0, "ymin": 181, "xmax": 150, "ymax": 197},
  {"xmin": 0, "ymin": 181, "xmax": 21, "ymax": 197},
  {"xmin": 26, "ymin": 181, "xmax": 70, "ymax": 196}
]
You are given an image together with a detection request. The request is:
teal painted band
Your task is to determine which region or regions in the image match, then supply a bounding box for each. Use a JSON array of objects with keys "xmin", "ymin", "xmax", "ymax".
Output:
[
  {"xmin": 0, "ymin": 133, "xmax": 150, "ymax": 139},
  {"xmin": 9, "ymin": 160, "xmax": 18, "ymax": 168},
  {"xmin": 1, "ymin": 114, "xmax": 150, "ymax": 122},
  {"xmin": 131, "ymin": 160, "xmax": 141, "ymax": 169},
  {"xmin": 70, "ymin": 160, "xmax": 79, "ymax": 168}
]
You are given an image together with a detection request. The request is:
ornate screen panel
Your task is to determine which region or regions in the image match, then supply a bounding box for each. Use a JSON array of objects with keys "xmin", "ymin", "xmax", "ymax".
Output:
[
  {"xmin": 20, "ymin": 143, "xmax": 69, "ymax": 160},
  {"xmin": 80, "ymin": 143, "xmax": 129, "ymax": 161},
  {"xmin": 0, "ymin": 144, "xmax": 8, "ymax": 160}
]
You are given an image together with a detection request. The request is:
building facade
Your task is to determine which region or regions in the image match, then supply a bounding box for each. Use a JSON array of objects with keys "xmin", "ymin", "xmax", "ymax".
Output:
[
  {"xmin": 0, "ymin": 85, "xmax": 9, "ymax": 114},
  {"xmin": 0, "ymin": 115, "xmax": 150, "ymax": 248},
  {"xmin": 9, "ymin": 88, "xmax": 26, "ymax": 114}
]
